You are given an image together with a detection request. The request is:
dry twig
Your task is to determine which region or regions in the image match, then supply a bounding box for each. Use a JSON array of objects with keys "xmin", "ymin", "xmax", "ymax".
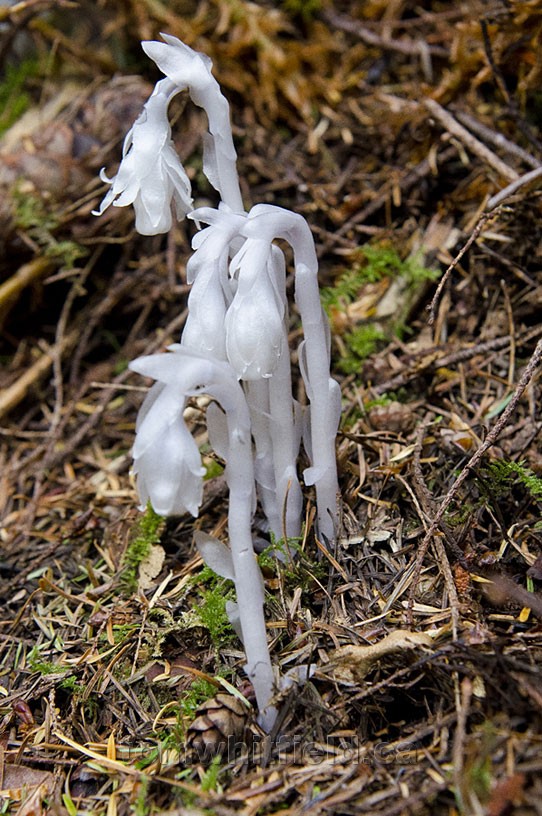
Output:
[{"xmin": 424, "ymin": 99, "xmax": 519, "ymax": 183}]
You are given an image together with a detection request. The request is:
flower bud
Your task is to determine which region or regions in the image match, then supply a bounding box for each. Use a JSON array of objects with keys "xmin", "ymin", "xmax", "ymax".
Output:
[
  {"xmin": 225, "ymin": 239, "xmax": 285, "ymax": 380},
  {"xmin": 132, "ymin": 382, "xmax": 205, "ymax": 517}
]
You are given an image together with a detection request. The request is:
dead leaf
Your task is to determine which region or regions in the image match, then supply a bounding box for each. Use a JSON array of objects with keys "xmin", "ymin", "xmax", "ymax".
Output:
[
  {"xmin": 1, "ymin": 764, "xmax": 55, "ymax": 811},
  {"xmin": 331, "ymin": 630, "xmax": 437, "ymax": 683},
  {"xmin": 138, "ymin": 544, "xmax": 166, "ymax": 590}
]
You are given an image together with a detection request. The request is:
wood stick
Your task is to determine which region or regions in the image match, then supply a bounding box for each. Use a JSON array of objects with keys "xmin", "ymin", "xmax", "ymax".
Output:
[
  {"xmin": 425, "ymin": 98, "xmax": 520, "ymax": 182},
  {"xmin": 0, "ymin": 330, "xmax": 77, "ymax": 420},
  {"xmin": 0, "ymin": 257, "xmax": 55, "ymax": 327}
]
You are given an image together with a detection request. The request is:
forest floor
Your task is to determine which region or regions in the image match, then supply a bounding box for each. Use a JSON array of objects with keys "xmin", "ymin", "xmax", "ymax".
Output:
[{"xmin": 2, "ymin": 1, "xmax": 542, "ymax": 814}]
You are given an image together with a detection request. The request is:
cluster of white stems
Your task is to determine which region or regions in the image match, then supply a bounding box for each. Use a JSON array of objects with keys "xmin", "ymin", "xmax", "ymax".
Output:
[{"xmin": 94, "ymin": 34, "xmax": 340, "ymax": 731}]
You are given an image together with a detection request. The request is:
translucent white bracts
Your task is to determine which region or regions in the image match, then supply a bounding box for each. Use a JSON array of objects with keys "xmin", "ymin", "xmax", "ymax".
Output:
[
  {"xmin": 132, "ymin": 382, "xmax": 204, "ymax": 516},
  {"xmin": 241, "ymin": 205, "xmax": 340, "ymax": 544},
  {"xmin": 226, "ymin": 238, "xmax": 285, "ymax": 380},
  {"xmin": 93, "ymin": 81, "xmax": 192, "ymax": 235}
]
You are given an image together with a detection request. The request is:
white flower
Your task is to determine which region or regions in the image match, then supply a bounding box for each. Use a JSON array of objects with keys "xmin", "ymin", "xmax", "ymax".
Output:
[
  {"xmin": 129, "ymin": 346, "xmax": 253, "ymax": 517},
  {"xmin": 225, "ymin": 238, "xmax": 285, "ymax": 380},
  {"xmin": 181, "ymin": 206, "xmax": 246, "ymax": 359},
  {"xmin": 240, "ymin": 204, "xmax": 340, "ymax": 543},
  {"xmin": 93, "ymin": 81, "xmax": 193, "ymax": 235},
  {"xmin": 142, "ymin": 35, "xmax": 231, "ymax": 150},
  {"xmin": 131, "ymin": 381, "xmax": 205, "ymax": 516}
]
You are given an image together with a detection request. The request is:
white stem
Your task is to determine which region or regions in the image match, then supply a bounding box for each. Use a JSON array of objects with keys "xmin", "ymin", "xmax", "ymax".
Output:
[
  {"xmin": 157, "ymin": 79, "xmax": 244, "ymax": 212},
  {"xmin": 214, "ymin": 142, "xmax": 244, "ymax": 213},
  {"xmin": 142, "ymin": 36, "xmax": 244, "ymax": 212},
  {"xmin": 245, "ymin": 379, "xmax": 281, "ymax": 537},
  {"xmin": 223, "ymin": 399, "xmax": 277, "ymax": 731},
  {"xmin": 295, "ymin": 261, "xmax": 340, "ymax": 543},
  {"xmin": 241, "ymin": 207, "xmax": 340, "ymax": 544},
  {"xmin": 268, "ymin": 333, "xmax": 303, "ymax": 540}
]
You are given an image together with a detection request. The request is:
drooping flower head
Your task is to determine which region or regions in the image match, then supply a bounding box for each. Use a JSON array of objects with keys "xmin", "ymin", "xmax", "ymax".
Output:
[
  {"xmin": 129, "ymin": 346, "xmax": 254, "ymax": 517},
  {"xmin": 93, "ymin": 80, "xmax": 193, "ymax": 235},
  {"xmin": 143, "ymin": 34, "xmax": 243, "ymax": 212},
  {"xmin": 131, "ymin": 381, "xmax": 205, "ymax": 517},
  {"xmin": 240, "ymin": 204, "xmax": 340, "ymax": 543}
]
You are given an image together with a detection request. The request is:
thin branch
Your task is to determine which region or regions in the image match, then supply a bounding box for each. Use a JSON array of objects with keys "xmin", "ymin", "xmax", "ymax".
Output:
[
  {"xmin": 425, "ymin": 99, "xmax": 519, "ymax": 183},
  {"xmin": 322, "ymin": 9, "xmax": 448, "ymax": 58},
  {"xmin": 486, "ymin": 165, "xmax": 542, "ymax": 211},
  {"xmin": 427, "ymin": 211, "xmax": 493, "ymax": 326},
  {"xmin": 453, "ymin": 110, "xmax": 542, "ymax": 170}
]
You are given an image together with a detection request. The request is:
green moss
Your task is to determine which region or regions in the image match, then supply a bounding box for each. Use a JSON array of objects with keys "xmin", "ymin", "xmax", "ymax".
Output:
[
  {"xmin": 204, "ymin": 458, "xmax": 225, "ymax": 480},
  {"xmin": 320, "ymin": 265, "xmax": 374, "ymax": 314},
  {"xmin": 259, "ymin": 535, "xmax": 326, "ymax": 597},
  {"xmin": 196, "ymin": 582, "xmax": 236, "ymax": 649},
  {"xmin": 445, "ymin": 458, "xmax": 542, "ymax": 530},
  {"xmin": 321, "ymin": 243, "xmax": 437, "ymax": 314},
  {"xmin": 12, "ymin": 185, "xmax": 59, "ymax": 233},
  {"xmin": 0, "ymin": 58, "xmax": 40, "ymax": 136},
  {"xmin": 200, "ymin": 756, "xmax": 223, "ymax": 792},
  {"xmin": 187, "ymin": 563, "xmax": 236, "ymax": 649},
  {"xmin": 322, "ymin": 243, "xmax": 439, "ymax": 376},
  {"xmin": 121, "ymin": 505, "xmax": 165, "ymax": 593},
  {"xmin": 179, "ymin": 678, "xmax": 217, "ymax": 721},
  {"xmin": 481, "ymin": 459, "xmax": 542, "ymax": 502},
  {"xmin": 364, "ymin": 395, "xmax": 395, "ymax": 410},
  {"xmin": 59, "ymin": 674, "xmax": 83, "ymax": 694},
  {"xmin": 27, "ymin": 645, "xmax": 70, "ymax": 676},
  {"xmin": 338, "ymin": 324, "xmax": 386, "ymax": 375},
  {"xmin": 281, "ymin": 0, "xmax": 322, "ymax": 23},
  {"xmin": 12, "ymin": 185, "xmax": 89, "ymax": 269},
  {"xmin": 44, "ymin": 239, "xmax": 88, "ymax": 267}
]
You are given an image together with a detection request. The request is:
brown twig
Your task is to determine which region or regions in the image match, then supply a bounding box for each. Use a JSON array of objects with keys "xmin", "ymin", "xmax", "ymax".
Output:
[
  {"xmin": 0, "ymin": 257, "xmax": 55, "ymax": 327},
  {"xmin": 452, "ymin": 677, "xmax": 472, "ymax": 814},
  {"xmin": 480, "ymin": 18, "xmax": 542, "ymax": 155},
  {"xmin": 0, "ymin": 0, "xmax": 75, "ymax": 20},
  {"xmin": 486, "ymin": 166, "xmax": 542, "ymax": 212},
  {"xmin": 427, "ymin": 211, "xmax": 494, "ymax": 326},
  {"xmin": 0, "ymin": 330, "xmax": 78, "ymax": 420},
  {"xmin": 453, "ymin": 110, "xmax": 542, "ymax": 170},
  {"xmin": 322, "ymin": 9, "xmax": 448, "ymax": 59},
  {"xmin": 372, "ymin": 325, "xmax": 542, "ymax": 395},
  {"xmin": 424, "ymin": 99, "xmax": 519, "ymax": 183}
]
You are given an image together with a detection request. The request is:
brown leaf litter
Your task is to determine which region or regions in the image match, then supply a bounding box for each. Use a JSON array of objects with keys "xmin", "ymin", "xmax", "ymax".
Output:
[{"xmin": 2, "ymin": 1, "xmax": 542, "ymax": 814}]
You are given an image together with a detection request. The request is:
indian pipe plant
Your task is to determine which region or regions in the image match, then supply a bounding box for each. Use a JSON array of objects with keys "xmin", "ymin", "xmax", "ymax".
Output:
[{"xmin": 94, "ymin": 34, "xmax": 340, "ymax": 731}]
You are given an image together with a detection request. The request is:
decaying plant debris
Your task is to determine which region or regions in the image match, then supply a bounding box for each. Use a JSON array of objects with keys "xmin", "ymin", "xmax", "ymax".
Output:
[{"xmin": 1, "ymin": 1, "xmax": 542, "ymax": 813}]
